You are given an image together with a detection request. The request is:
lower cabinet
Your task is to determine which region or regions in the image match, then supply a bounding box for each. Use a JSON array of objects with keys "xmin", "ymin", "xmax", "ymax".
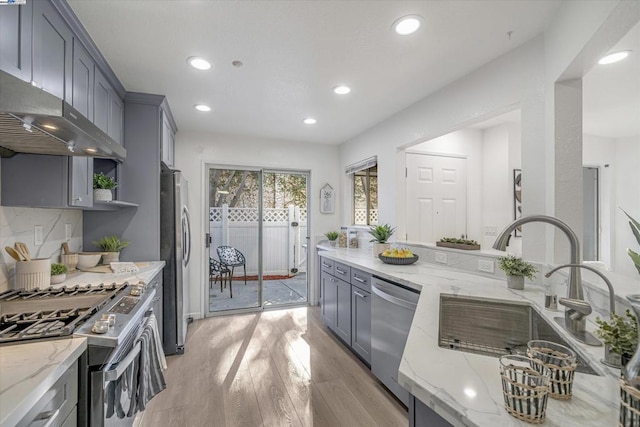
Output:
[
  {"xmin": 335, "ymin": 277, "xmax": 352, "ymax": 344},
  {"xmin": 351, "ymin": 285, "xmax": 371, "ymax": 363},
  {"xmin": 150, "ymin": 271, "xmax": 164, "ymax": 347},
  {"xmin": 320, "ymin": 271, "xmax": 337, "ymax": 329},
  {"xmin": 409, "ymin": 395, "xmax": 451, "ymax": 427}
]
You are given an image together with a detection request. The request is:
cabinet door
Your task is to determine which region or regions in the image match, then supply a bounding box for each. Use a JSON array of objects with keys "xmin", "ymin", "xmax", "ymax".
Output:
[
  {"xmin": 410, "ymin": 396, "xmax": 451, "ymax": 427},
  {"xmin": 69, "ymin": 156, "xmax": 93, "ymax": 207},
  {"xmin": 161, "ymin": 111, "xmax": 173, "ymax": 167},
  {"xmin": 72, "ymin": 39, "xmax": 94, "ymax": 120},
  {"xmin": 152, "ymin": 276, "xmax": 164, "ymax": 348},
  {"xmin": 93, "ymin": 68, "xmax": 110, "ymax": 134},
  {"xmin": 320, "ymin": 271, "xmax": 337, "ymax": 329},
  {"xmin": 351, "ymin": 287, "xmax": 371, "ymax": 364},
  {"xmin": 32, "ymin": 0, "xmax": 73, "ymax": 100},
  {"xmin": 108, "ymin": 90, "xmax": 124, "ymax": 145},
  {"xmin": 335, "ymin": 278, "xmax": 352, "ymax": 344},
  {"xmin": 0, "ymin": 0, "xmax": 32, "ymax": 82}
]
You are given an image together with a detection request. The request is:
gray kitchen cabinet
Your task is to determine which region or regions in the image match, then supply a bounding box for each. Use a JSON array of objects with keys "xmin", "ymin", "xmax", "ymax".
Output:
[
  {"xmin": 161, "ymin": 109, "xmax": 176, "ymax": 167},
  {"xmin": 1, "ymin": 154, "xmax": 92, "ymax": 209},
  {"xmin": 150, "ymin": 271, "xmax": 164, "ymax": 346},
  {"xmin": 335, "ymin": 277, "xmax": 352, "ymax": 344},
  {"xmin": 71, "ymin": 38, "xmax": 94, "ymax": 120},
  {"xmin": 32, "ymin": 0, "xmax": 73, "ymax": 101},
  {"xmin": 320, "ymin": 271, "xmax": 337, "ymax": 329},
  {"xmin": 409, "ymin": 395, "xmax": 451, "ymax": 427},
  {"xmin": 0, "ymin": 0, "xmax": 32, "ymax": 82},
  {"xmin": 351, "ymin": 285, "xmax": 371, "ymax": 364},
  {"xmin": 94, "ymin": 68, "xmax": 124, "ymax": 145},
  {"xmin": 109, "ymin": 90, "xmax": 124, "ymax": 144}
]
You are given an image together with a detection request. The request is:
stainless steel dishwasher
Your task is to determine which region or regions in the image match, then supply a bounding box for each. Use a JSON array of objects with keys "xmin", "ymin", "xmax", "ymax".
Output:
[{"xmin": 371, "ymin": 276, "xmax": 420, "ymax": 406}]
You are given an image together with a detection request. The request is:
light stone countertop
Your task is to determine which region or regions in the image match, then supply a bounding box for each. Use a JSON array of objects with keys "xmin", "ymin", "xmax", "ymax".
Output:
[
  {"xmin": 0, "ymin": 338, "xmax": 87, "ymax": 427},
  {"xmin": 53, "ymin": 260, "xmax": 166, "ymax": 288},
  {"xmin": 319, "ymin": 248, "xmax": 620, "ymax": 427}
]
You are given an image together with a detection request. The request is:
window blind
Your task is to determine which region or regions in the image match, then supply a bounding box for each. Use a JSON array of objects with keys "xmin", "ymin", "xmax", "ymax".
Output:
[{"xmin": 345, "ymin": 156, "xmax": 377, "ymax": 175}]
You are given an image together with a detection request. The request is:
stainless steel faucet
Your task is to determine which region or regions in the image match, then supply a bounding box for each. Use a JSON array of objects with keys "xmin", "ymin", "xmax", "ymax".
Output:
[{"xmin": 493, "ymin": 215, "xmax": 601, "ymax": 346}]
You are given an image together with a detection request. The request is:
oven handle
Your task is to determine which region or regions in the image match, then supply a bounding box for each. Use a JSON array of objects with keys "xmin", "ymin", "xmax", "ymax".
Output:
[{"xmin": 104, "ymin": 342, "xmax": 141, "ymax": 382}]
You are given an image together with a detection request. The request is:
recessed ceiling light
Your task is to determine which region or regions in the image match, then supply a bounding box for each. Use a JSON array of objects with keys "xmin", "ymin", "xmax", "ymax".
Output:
[
  {"xmin": 42, "ymin": 124, "xmax": 58, "ymax": 130},
  {"xmin": 187, "ymin": 56, "xmax": 212, "ymax": 70},
  {"xmin": 194, "ymin": 104, "xmax": 211, "ymax": 112},
  {"xmin": 85, "ymin": 147, "xmax": 97, "ymax": 154},
  {"xmin": 333, "ymin": 85, "xmax": 351, "ymax": 95},
  {"xmin": 598, "ymin": 50, "xmax": 631, "ymax": 65},
  {"xmin": 303, "ymin": 118, "xmax": 317, "ymax": 125},
  {"xmin": 393, "ymin": 15, "xmax": 423, "ymax": 35}
]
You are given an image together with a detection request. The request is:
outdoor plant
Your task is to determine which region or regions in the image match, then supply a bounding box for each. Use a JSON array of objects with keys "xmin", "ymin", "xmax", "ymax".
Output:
[
  {"xmin": 595, "ymin": 310, "xmax": 638, "ymax": 359},
  {"xmin": 368, "ymin": 224, "xmax": 396, "ymax": 243},
  {"xmin": 497, "ymin": 254, "xmax": 537, "ymax": 280},
  {"xmin": 324, "ymin": 231, "xmax": 339, "ymax": 241},
  {"xmin": 51, "ymin": 263, "xmax": 68, "ymax": 276},
  {"xmin": 620, "ymin": 208, "xmax": 640, "ymax": 276},
  {"xmin": 93, "ymin": 172, "xmax": 118, "ymax": 190},
  {"xmin": 439, "ymin": 237, "xmax": 479, "ymax": 246},
  {"xmin": 93, "ymin": 235, "xmax": 130, "ymax": 252}
]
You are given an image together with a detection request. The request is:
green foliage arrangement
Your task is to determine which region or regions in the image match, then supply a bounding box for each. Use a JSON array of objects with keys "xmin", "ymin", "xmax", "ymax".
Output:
[
  {"xmin": 595, "ymin": 310, "xmax": 638, "ymax": 358},
  {"xmin": 439, "ymin": 237, "xmax": 479, "ymax": 246},
  {"xmin": 324, "ymin": 231, "xmax": 340, "ymax": 241},
  {"xmin": 497, "ymin": 255, "xmax": 537, "ymax": 280},
  {"xmin": 620, "ymin": 208, "xmax": 640, "ymax": 276},
  {"xmin": 368, "ymin": 224, "xmax": 396, "ymax": 243},
  {"xmin": 51, "ymin": 263, "xmax": 67, "ymax": 275},
  {"xmin": 93, "ymin": 235, "xmax": 130, "ymax": 252},
  {"xmin": 93, "ymin": 173, "xmax": 118, "ymax": 190}
]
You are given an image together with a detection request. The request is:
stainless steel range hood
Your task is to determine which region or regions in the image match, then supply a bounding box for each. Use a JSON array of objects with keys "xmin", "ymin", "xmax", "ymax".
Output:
[{"xmin": 0, "ymin": 70, "xmax": 126, "ymax": 161}]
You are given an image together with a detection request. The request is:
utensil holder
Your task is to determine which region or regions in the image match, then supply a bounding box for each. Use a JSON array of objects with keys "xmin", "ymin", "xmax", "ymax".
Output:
[
  {"xmin": 60, "ymin": 253, "xmax": 79, "ymax": 272},
  {"xmin": 15, "ymin": 258, "xmax": 51, "ymax": 290},
  {"xmin": 620, "ymin": 379, "xmax": 640, "ymax": 426},
  {"xmin": 527, "ymin": 340, "xmax": 577, "ymax": 400},
  {"xmin": 499, "ymin": 355, "xmax": 550, "ymax": 424}
]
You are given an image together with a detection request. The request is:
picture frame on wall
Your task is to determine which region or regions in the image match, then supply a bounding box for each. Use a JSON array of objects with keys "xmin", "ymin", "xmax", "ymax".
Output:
[
  {"xmin": 514, "ymin": 169, "xmax": 522, "ymax": 236},
  {"xmin": 320, "ymin": 183, "xmax": 335, "ymax": 214}
]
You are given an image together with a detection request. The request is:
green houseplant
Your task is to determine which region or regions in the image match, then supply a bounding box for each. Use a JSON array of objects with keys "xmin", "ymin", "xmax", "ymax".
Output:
[
  {"xmin": 94, "ymin": 235, "xmax": 129, "ymax": 263},
  {"xmin": 325, "ymin": 231, "xmax": 339, "ymax": 247},
  {"xmin": 497, "ymin": 254, "xmax": 537, "ymax": 290},
  {"xmin": 50, "ymin": 263, "xmax": 68, "ymax": 284},
  {"xmin": 368, "ymin": 224, "xmax": 396, "ymax": 258},
  {"xmin": 595, "ymin": 310, "xmax": 638, "ymax": 367},
  {"xmin": 620, "ymin": 208, "xmax": 640, "ymax": 276},
  {"xmin": 93, "ymin": 173, "xmax": 118, "ymax": 202}
]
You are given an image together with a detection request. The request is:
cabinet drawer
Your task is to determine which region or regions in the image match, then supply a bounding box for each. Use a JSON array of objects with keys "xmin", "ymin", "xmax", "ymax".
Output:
[
  {"xmin": 351, "ymin": 268, "xmax": 371, "ymax": 292},
  {"xmin": 320, "ymin": 257, "xmax": 334, "ymax": 275},
  {"xmin": 334, "ymin": 262, "xmax": 351, "ymax": 280}
]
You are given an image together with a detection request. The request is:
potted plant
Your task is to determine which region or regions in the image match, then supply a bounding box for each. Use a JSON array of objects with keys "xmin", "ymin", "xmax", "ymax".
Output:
[
  {"xmin": 595, "ymin": 310, "xmax": 638, "ymax": 367},
  {"xmin": 437, "ymin": 237, "xmax": 481, "ymax": 250},
  {"xmin": 93, "ymin": 172, "xmax": 117, "ymax": 202},
  {"xmin": 325, "ymin": 231, "xmax": 339, "ymax": 247},
  {"xmin": 620, "ymin": 208, "xmax": 640, "ymax": 276},
  {"xmin": 93, "ymin": 235, "xmax": 129, "ymax": 263},
  {"xmin": 368, "ymin": 224, "xmax": 396, "ymax": 258},
  {"xmin": 497, "ymin": 254, "xmax": 537, "ymax": 290},
  {"xmin": 50, "ymin": 263, "xmax": 68, "ymax": 284}
]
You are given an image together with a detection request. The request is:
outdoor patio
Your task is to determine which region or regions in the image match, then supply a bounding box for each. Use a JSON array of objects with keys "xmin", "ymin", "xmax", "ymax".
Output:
[{"xmin": 208, "ymin": 272, "xmax": 307, "ymax": 312}]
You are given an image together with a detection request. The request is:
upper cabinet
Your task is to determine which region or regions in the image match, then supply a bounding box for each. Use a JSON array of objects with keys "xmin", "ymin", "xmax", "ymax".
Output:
[
  {"xmin": 161, "ymin": 109, "xmax": 176, "ymax": 168},
  {"xmin": 72, "ymin": 38, "xmax": 94, "ymax": 120},
  {"xmin": 95, "ymin": 68, "xmax": 124, "ymax": 145},
  {"xmin": 0, "ymin": 0, "xmax": 32, "ymax": 82}
]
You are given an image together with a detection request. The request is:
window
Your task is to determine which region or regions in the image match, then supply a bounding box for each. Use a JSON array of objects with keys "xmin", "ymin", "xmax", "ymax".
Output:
[{"xmin": 353, "ymin": 165, "xmax": 378, "ymax": 225}]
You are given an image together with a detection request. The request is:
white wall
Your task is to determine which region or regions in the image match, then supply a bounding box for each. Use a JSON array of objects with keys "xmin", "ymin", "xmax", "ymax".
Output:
[
  {"xmin": 614, "ymin": 136, "xmax": 640, "ymax": 277},
  {"xmin": 481, "ymin": 125, "xmax": 511, "ymax": 249},
  {"xmin": 174, "ymin": 130, "xmax": 340, "ymax": 318}
]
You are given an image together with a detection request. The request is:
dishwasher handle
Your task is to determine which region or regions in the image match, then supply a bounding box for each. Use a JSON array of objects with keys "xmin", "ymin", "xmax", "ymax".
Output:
[{"xmin": 372, "ymin": 283, "xmax": 417, "ymax": 311}]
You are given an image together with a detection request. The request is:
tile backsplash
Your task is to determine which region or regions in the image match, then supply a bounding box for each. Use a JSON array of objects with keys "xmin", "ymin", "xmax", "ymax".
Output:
[{"xmin": 0, "ymin": 206, "xmax": 82, "ymax": 292}]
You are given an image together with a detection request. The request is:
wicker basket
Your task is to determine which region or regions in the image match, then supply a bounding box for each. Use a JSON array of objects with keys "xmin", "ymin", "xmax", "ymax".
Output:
[
  {"xmin": 499, "ymin": 355, "xmax": 550, "ymax": 424},
  {"xmin": 620, "ymin": 379, "xmax": 640, "ymax": 427},
  {"xmin": 527, "ymin": 340, "xmax": 577, "ymax": 400},
  {"xmin": 378, "ymin": 254, "xmax": 419, "ymax": 265}
]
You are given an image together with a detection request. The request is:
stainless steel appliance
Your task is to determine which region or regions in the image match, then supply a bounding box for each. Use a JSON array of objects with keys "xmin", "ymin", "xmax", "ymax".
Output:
[
  {"xmin": 371, "ymin": 276, "xmax": 419, "ymax": 406},
  {"xmin": 160, "ymin": 166, "xmax": 191, "ymax": 355}
]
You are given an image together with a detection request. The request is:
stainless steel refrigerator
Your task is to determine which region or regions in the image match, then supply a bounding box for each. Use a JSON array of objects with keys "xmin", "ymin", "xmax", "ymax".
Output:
[{"xmin": 160, "ymin": 166, "xmax": 192, "ymax": 355}]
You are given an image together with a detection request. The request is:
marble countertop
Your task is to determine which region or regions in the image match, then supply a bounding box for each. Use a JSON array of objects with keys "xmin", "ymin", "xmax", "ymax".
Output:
[
  {"xmin": 319, "ymin": 248, "xmax": 620, "ymax": 427},
  {"xmin": 0, "ymin": 338, "xmax": 87, "ymax": 427},
  {"xmin": 54, "ymin": 260, "xmax": 166, "ymax": 288}
]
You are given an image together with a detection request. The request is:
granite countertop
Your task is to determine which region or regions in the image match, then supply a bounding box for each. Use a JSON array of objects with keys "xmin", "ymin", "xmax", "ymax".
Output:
[
  {"xmin": 54, "ymin": 260, "xmax": 166, "ymax": 288},
  {"xmin": 319, "ymin": 248, "xmax": 620, "ymax": 427},
  {"xmin": 0, "ymin": 338, "xmax": 87, "ymax": 427}
]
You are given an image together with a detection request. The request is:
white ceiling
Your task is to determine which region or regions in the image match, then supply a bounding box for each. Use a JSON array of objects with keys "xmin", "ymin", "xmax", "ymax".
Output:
[
  {"xmin": 67, "ymin": 0, "xmax": 562, "ymax": 145},
  {"xmin": 583, "ymin": 21, "xmax": 640, "ymax": 139}
]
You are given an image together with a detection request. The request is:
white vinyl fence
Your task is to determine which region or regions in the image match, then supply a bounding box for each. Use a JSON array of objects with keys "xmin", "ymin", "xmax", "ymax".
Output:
[
  {"xmin": 210, "ymin": 205, "xmax": 307, "ymax": 277},
  {"xmin": 354, "ymin": 209, "xmax": 378, "ymax": 225}
]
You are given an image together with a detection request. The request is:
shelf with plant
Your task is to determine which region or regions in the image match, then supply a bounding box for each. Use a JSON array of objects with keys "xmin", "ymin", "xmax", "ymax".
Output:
[
  {"xmin": 436, "ymin": 237, "xmax": 481, "ymax": 250},
  {"xmin": 93, "ymin": 172, "xmax": 118, "ymax": 202}
]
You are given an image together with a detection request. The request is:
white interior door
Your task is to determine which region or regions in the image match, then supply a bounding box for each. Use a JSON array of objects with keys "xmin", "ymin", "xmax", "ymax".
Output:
[{"xmin": 406, "ymin": 153, "xmax": 467, "ymax": 242}]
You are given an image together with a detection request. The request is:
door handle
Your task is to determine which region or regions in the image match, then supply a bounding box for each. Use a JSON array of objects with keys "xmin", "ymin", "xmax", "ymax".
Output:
[
  {"xmin": 353, "ymin": 275, "xmax": 366, "ymax": 283},
  {"xmin": 354, "ymin": 291, "xmax": 367, "ymax": 299},
  {"xmin": 336, "ymin": 267, "xmax": 347, "ymax": 275}
]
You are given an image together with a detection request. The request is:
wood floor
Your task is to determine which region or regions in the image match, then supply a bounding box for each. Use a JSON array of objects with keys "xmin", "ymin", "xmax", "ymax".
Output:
[{"xmin": 139, "ymin": 306, "xmax": 407, "ymax": 427}]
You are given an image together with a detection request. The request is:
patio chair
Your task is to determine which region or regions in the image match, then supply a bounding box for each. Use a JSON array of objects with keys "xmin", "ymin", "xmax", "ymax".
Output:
[
  {"xmin": 217, "ymin": 246, "xmax": 247, "ymax": 289},
  {"xmin": 210, "ymin": 257, "xmax": 232, "ymax": 297}
]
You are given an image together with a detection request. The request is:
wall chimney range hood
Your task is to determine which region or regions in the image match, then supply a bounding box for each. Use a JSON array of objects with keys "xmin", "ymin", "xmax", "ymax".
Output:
[{"xmin": 0, "ymin": 70, "xmax": 126, "ymax": 161}]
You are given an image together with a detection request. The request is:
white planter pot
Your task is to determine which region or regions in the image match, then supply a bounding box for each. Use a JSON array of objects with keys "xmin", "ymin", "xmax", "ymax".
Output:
[
  {"xmin": 94, "ymin": 188, "xmax": 113, "ymax": 202},
  {"xmin": 506, "ymin": 275, "xmax": 525, "ymax": 290},
  {"xmin": 102, "ymin": 252, "xmax": 120, "ymax": 264},
  {"xmin": 50, "ymin": 274, "xmax": 66, "ymax": 284},
  {"xmin": 328, "ymin": 240, "xmax": 337, "ymax": 247},
  {"xmin": 373, "ymin": 242, "xmax": 390, "ymax": 258}
]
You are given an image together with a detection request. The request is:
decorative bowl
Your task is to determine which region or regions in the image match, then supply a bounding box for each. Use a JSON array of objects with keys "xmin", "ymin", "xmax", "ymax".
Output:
[
  {"xmin": 378, "ymin": 254, "xmax": 419, "ymax": 265},
  {"xmin": 77, "ymin": 252, "xmax": 102, "ymax": 270}
]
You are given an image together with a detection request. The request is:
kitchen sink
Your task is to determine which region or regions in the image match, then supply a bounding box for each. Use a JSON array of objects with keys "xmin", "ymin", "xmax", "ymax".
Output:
[{"xmin": 438, "ymin": 294, "xmax": 600, "ymax": 375}]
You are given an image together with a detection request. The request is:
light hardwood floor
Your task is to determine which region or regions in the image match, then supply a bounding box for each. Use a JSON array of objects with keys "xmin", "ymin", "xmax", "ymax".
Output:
[{"xmin": 139, "ymin": 306, "xmax": 408, "ymax": 427}]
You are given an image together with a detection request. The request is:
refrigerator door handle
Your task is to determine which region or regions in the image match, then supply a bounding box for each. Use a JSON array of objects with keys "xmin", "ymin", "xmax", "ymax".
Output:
[{"xmin": 182, "ymin": 206, "xmax": 192, "ymax": 267}]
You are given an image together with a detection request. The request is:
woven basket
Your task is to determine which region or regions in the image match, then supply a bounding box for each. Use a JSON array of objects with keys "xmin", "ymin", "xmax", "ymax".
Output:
[
  {"xmin": 378, "ymin": 254, "xmax": 419, "ymax": 265},
  {"xmin": 527, "ymin": 341, "xmax": 577, "ymax": 400},
  {"xmin": 499, "ymin": 355, "xmax": 550, "ymax": 424},
  {"xmin": 620, "ymin": 379, "xmax": 640, "ymax": 427}
]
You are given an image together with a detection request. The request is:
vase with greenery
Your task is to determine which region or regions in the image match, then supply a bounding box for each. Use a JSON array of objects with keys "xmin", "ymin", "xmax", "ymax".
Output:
[
  {"xmin": 621, "ymin": 208, "xmax": 640, "ymax": 276},
  {"xmin": 497, "ymin": 254, "xmax": 537, "ymax": 290},
  {"xmin": 325, "ymin": 231, "xmax": 339, "ymax": 247},
  {"xmin": 596, "ymin": 309, "xmax": 638, "ymax": 367},
  {"xmin": 368, "ymin": 224, "xmax": 396, "ymax": 258},
  {"xmin": 50, "ymin": 263, "xmax": 68, "ymax": 284},
  {"xmin": 93, "ymin": 172, "xmax": 118, "ymax": 202},
  {"xmin": 94, "ymin": 235, "xmax": 129, "ymax": 263}
]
